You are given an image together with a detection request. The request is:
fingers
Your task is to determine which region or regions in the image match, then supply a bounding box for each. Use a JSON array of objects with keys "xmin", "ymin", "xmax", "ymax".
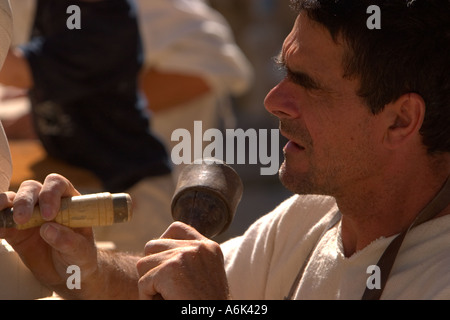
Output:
[
  {"xmin": 136, "ymin": 222, "xmax": 228, "ymax": 300},
  {"xmin": 13, "ymin": 180, "xmax": 41, "ymax": 224},
  {"xmin": 136, "ymin": 249, "xmax": 181, "ymax": 300},
  {"xmin": 137, "ymin": 241, "xmax": 229, "ymax": 300},
  {"xmin": 160, "ymin": 221, "xmax": 207, "ymax": 241},
  {"xmin": 0, "ymin": 191, "xmax": 15, "ymax": 209},
  {"xmin": 13, "ymin": 173, "xmax": 80, "ymax": 224},
  {"xmin": 38, "ymin": 173, "xmax": 81, "ymax": 220},
  {"xmin": 0, "ymin": 175, "xmax": 99, "ymax": 294},
  {"xmin": 0, "ymin": 191, "xmax": 16, "ymax": 237}
]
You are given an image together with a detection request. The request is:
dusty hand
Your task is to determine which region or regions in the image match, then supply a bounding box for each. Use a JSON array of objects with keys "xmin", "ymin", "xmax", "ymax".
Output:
[
  {"xmin": 0, "ymin": 174, "xmax": 99, "ymax": 292},
  {"xmin": 136, "ymin": 221, "xmax": 230, "ymax": 300}
]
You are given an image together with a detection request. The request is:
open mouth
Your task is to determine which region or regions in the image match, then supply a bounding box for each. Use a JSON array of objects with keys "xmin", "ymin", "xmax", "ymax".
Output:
[
  {"xmin": 284, "ymin": 140, "xmax": 305, "ymax": 152},
  {"xmin": 280, "ymin": 128, "xmax": 306, "ymax": 152}
]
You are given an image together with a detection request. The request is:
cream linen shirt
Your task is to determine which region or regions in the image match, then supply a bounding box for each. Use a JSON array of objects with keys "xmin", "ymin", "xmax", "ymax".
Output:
[{"xmin": 222, "ymin": 195, "xmax": 450, "ymax": 299}]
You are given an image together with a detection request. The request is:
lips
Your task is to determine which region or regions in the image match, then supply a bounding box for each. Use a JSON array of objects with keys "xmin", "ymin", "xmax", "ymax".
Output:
[
  {"xmin": 280, "ymin": 129, "xmax": 305, "ymax": 151},
  {"xmin": 284, "ymin": 140, "xmax": 305, "ymax": 153}
]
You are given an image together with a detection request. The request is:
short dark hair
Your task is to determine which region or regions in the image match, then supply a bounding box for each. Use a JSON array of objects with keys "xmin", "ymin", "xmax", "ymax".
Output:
[{"xmin": 290, "ymin": 0, "xmax": 450, "ymax": 154}]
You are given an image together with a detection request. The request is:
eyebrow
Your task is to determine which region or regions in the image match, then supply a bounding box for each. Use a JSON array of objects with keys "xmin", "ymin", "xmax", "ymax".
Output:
[{"xmin": 274, "ymin": 53, "xmax": 327, "ymax": 91}]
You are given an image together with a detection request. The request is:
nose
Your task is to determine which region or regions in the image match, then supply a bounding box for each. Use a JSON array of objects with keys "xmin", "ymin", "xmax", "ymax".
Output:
[{"xmin": 264, "ymin": 80, "xmax": 301, "ymax": 119}]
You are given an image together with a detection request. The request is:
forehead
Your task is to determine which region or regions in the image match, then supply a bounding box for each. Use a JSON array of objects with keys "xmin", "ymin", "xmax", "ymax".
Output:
[{"xmin": 281, "ymin": 12, "xmax": 346, "ymax": 85}]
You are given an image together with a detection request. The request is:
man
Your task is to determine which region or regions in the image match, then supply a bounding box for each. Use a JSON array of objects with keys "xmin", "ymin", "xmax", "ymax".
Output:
[{"xmin": 1, "ymin": 0, "xmax": 449, "ymax": 299}]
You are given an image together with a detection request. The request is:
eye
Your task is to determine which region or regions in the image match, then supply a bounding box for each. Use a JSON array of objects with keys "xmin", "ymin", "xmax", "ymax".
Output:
[
  {"xmin": 286, "ymin": 70, "xmax": 319, "ymax": 90},
  {"xmin": 273, "ymin": 56, "xmax": 324, "ymax": 91}
]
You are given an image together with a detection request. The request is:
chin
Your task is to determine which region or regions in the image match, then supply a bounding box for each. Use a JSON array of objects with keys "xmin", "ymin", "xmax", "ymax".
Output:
[
  {"xmin": 279, "ymin": 160, "xmax": 334, "ymax": 196},
  {"xmin": 279, "ymin": 161, "xmax": 313, "ymax": 195}
]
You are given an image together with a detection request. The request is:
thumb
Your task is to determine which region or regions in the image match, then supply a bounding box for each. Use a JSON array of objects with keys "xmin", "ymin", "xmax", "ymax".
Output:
[{"xmin": 40, "ymin": 222, "xmax": 97, "ymax": 270}]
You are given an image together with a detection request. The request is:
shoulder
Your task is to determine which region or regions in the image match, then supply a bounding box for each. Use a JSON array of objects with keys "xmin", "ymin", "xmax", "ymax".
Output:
[
  {"xmin": 385, "ymin": 214, "xmax": 450, "ymax": 299},
  {"xmin": 223, "ymin": 194, "xmax": 338, "ymax": 246},
  {"xmin": 221, "ymin": 194, "xmax": 338, "ymax": 299},
  {"xmin": 223, "ymin": 194, "xmax": 337, "ymax": 249},
  {"xmin": 262, "ymin": 194, "xmax": 338, "ymax": 240}
]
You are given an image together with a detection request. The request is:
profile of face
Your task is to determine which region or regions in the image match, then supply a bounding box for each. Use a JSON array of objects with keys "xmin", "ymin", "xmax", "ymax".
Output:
[{"xmin": 265, "ymin": 13, "xmax": 384, "ymax": 197}]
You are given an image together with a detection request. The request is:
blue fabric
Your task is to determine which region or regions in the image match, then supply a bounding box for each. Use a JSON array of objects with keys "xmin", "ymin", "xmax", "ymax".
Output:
[{"xmin": 21, "ymin": 0, "xmax": 171, "ymax": 192}]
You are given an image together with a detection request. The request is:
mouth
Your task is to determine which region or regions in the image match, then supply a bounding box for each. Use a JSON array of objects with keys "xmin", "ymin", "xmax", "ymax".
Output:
[
  {"xmin": 280, "ymin": 130, "xmax": 306, "ymax": 152},
  {"xmin": 284, "ymin": 140, "xmax": 305, "ymax": 152}
]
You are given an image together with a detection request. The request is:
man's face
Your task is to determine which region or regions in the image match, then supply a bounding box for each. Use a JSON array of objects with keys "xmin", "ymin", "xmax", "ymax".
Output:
[{"xmin": 265, "ymin": 13, "xmax": 385, "ymax": 197}]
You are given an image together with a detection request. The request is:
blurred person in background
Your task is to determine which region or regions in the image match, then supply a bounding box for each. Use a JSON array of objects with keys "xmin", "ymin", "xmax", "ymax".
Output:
[
  {"xmin": 0, "ymin": 0, "xmax": 175, "ymax": 253},
  {"xmin": 136, "ymin": 0, "xmax": 253, "ymax": 179},
  {"xmin": 0, "ymin": 0, "xmax": 253, "ymax": 253}
]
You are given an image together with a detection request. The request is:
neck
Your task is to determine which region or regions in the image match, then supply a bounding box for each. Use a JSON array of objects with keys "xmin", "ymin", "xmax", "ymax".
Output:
[{"xmin": 337, "ymin": 156, "xmax": 450, "ymax": 257}]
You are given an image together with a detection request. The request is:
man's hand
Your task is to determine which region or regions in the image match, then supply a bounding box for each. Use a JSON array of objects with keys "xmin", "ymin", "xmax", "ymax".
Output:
[
  {"xmin": 136, "ymin": 221, "xmax": 230, "ymax": 300},
  {"xmin": 0, "ymin": 173, "xmax": 99, "ymax": 296}
]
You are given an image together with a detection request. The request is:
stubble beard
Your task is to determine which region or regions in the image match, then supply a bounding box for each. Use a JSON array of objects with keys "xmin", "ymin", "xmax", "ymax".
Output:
[
  {"xmin": 278, "ymin": 120, "xmax": 336, "ymax": 196},
  {"xmin": 279, "ymin": 153, "xmax": 335, "ymax": 196}
]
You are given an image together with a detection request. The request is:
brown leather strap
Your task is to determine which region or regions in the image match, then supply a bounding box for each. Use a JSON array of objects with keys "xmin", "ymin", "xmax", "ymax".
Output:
[{"xmin": 362, "ymin": 177, "xmax": 450, "ymax": 300}]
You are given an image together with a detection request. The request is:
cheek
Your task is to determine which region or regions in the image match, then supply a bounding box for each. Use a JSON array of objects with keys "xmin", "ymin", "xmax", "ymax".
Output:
[
  {"xmin": 310, "ymin": 116, "xmax": 374, "ymax": 165},
  {"xmin": 336, "ymin": 121, "xmax": 380, "ymax": 172}
]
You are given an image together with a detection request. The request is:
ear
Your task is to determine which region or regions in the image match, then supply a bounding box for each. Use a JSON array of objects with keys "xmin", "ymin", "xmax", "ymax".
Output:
[{"xmin": 382, "ymin": 93, "xmax": 425, "ymax": 150}]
